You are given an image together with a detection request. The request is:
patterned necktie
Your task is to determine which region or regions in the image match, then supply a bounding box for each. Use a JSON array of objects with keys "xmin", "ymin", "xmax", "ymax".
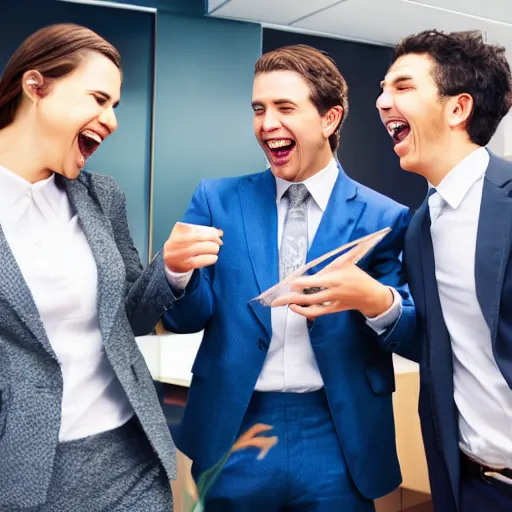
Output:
[{"xmin": 280, "ymin": 183, "xmax": 311, "ymax": 280}]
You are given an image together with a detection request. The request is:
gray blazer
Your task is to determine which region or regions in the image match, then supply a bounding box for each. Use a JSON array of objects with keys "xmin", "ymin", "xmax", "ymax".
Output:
[{"xmin": 0, "ymin": 171, "xmax": 177, "ymax": 509}]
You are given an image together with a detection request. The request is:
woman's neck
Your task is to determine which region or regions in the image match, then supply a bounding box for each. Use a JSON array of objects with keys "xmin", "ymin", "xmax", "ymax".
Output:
[{"xmin": 0, "ymin": 119, "xmax": 51, "ymax": 183}]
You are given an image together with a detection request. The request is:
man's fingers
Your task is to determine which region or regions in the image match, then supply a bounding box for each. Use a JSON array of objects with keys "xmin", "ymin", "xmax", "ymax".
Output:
[
  {"xmin": 289, "ymin": 274, "xmax": 335, "ymax": 291},
  {"xmin": 271, "ymin": 289, "xmax": 332, "ymax": 308},
  {"xmin": 173, "ymin": 222, "xmax": 224, "ymax": 244},
  {"xmin": 271, "ymin": 292, "xmax": 304, "ymax": 308},
  {"xmin": 188, "ymin": 241, "xmax": 221, "ymax": 256},
  {"xmin": 188, "ymin": 254, "xmax": 219, "ymax": 269},
  {"xmin": 290, "ymin": 302, "xmax": 343, "ymax": 319},
  {"xmin": 167, "ymin": 241, "xmax": 220, "ymax": 261}
]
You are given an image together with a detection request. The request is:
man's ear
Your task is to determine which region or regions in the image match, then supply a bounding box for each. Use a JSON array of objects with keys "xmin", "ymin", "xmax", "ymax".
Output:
[
  {"xmin": 21, "ymin": 70, "xmax": 47, "ymax": 103},
  {"xmin": 322, "ymin": 105, "xmax": 343, "ymax": 139},
  {"xmin": 446, "ymin": 93, "xmax": 473, "ymax": 129}
]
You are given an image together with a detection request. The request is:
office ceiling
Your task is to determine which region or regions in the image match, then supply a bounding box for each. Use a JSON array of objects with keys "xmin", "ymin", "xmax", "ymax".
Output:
[{"xmin": 208, "ymin": 0, "xmax": 512, "ymax": 55}]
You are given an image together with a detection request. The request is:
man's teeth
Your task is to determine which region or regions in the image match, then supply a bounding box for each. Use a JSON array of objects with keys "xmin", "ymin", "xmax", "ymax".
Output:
[
  {"xmin": 387, "ymin": 121, "xmax": 408, "ymax": 137},
  {"xmin": 267, "ymin": 139, "xmax": 293, "ymax": 149},
  {"xmin": 80, "ymin": 129, "xmax": 102, "ymax": 144}
]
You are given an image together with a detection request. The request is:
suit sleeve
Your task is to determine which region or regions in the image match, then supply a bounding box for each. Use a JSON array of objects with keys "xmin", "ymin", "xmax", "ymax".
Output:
[
  {"xmin": 364, "ymin": 207, "xmax": 419, "ymax": 360},
  {"xmin": 161, "ymin": 180, "xmax": 216, "ymax": 334},
  {"xmin": 108, "ymin": 179, "xmax": 176, "ymax": 336}
]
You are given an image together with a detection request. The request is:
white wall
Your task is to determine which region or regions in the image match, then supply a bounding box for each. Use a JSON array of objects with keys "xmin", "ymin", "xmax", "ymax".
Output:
[{"xmin": 488, "ymin": 110, "xmax": 512, "ymax": 159}]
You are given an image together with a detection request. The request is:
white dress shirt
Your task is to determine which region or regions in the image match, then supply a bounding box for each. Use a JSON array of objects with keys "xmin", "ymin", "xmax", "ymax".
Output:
[
  {"xmin": 429, "ymin": 147, "xmax": 512, "ymax": 468},
  {"xmin": 0, "ymin": 166, "xmax": 133, "ymax": 442},
  {"xmin": 167, "ymin": 158, "xmax": 401, "ymax": 392}
]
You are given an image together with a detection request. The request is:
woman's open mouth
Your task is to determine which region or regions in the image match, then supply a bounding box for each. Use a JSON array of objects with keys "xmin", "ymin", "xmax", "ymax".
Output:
[{"xmin": 77, "ymin": 129, "xmax": 103, "ymax": 167}]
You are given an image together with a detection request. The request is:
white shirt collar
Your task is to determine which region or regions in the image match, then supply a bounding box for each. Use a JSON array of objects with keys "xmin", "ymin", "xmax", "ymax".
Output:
[
  {"xmin": 275, "ymin": 158, "xmax": 339, "ymax": 211},
  {"xmin": 432, "ymin": 147, "xmax": 489, "ymax": 210},
  {"xmin": 0, "ymin": 165, "xmax": 62, "ymax": 225}
]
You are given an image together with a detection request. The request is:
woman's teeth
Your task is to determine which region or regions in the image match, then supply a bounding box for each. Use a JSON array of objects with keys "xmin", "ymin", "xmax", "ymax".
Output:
[{"xmin": 80, "ymin": 130, "xmax": 102, "ymax": 144}]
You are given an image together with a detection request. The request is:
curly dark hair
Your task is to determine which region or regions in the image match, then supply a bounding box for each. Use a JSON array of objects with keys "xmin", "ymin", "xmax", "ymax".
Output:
[{"xmin": 393, "ymin": 29, "xmax": 512, "ymax": 146}]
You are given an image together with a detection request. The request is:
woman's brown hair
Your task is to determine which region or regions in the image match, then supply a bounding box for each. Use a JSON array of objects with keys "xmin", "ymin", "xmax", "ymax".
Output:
[{"xmin": 0, "ymin": 23, "xmax": 121, "ymax": 130}]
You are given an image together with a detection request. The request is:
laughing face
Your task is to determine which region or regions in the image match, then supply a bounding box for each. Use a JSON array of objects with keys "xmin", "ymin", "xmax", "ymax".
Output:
[
  {"xmin": 34, "ymin": 51, "xmax": 120, "ymax": 179},
  {"xmin": 376, "ymin": 53, "xmax": 451, "ymax": 176},
  {"xmin": 252, "ymin": 70, "xmax": 338, "ymax": 182}
]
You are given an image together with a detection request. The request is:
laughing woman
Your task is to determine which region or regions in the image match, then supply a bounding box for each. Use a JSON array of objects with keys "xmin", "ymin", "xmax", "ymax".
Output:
[{"xmin": 0, "ymin": 24, "xmax": 176, "ymax": 511}]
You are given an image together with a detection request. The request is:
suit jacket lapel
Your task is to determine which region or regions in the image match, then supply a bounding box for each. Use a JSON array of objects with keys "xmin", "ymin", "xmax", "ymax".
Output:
[
  {"xmin": 239, "ymin": 170, "xmax": 278, "ymax": 338},
  {"xmin": 475, "ymin": 152, "xmax": 512, "ymax": 386},
  {"xmin": 306, "ymin": 164, "xmax": 361, "ymax": 265},
  {"xmin": 0, "ymin": 226, "xmax": 55, "ymax": 356},
  {"xmin": 405, "ymin": 201, "xmax": 428, "ymax": 320},
  {"xmin": 305, "ymin": 166, "xmax": 364, "ymax": 341},
  {"xmin": 415, "ymin": 195, "xmax": 460, "ymax": 500},
  {"xmin": 63, "ymin": 175, "xmax": 125, "ymax": 345},
  {"xmin": 475, "ymin": 153, "xmax": 512, "ymax": 337}
]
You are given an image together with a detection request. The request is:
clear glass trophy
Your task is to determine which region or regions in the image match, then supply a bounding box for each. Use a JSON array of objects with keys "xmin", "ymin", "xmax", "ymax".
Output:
[{"xmin": 250, "ymin": 227, "xmax": 391, "ymax": 307}]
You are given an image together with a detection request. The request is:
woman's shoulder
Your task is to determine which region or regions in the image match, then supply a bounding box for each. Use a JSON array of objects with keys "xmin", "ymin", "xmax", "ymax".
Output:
[
  {"xmin": 77, "ymin": 170, "xmax": 125, "ymax": 214},
  {"xmin": 78, "ymin": 170, "xmax": 120, "ymax": 192}
]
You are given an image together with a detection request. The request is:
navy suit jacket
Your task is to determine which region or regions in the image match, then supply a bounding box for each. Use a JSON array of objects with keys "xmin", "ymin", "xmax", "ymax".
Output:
[
  {"xmin": 404, "ymin": 151, "xmax": 512, "ymax": 511},
  {"xmin": 163, "ymin": 164, "xmax": 417, "ymax": 499}
]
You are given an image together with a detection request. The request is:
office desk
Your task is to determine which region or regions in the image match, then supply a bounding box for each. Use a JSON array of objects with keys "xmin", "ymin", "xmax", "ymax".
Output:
[{"xmin": 136, "ymin": 333, "xmax": 431, "ymax": 511}]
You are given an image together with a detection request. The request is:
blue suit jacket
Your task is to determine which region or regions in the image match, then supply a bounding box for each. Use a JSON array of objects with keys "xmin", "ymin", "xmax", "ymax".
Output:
[
  {"xmin": 404, "ymin": 151, "xmax": 512, "ymax": 511},
  {"xmin": 164, "ymin": 164, "xmax": 417, "ymax": 499}
]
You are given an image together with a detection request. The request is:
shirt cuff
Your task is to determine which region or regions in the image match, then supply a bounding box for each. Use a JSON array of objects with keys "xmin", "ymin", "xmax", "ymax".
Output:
[
  {"xmin": 164, "ymin": 266, "xmax": 193, "ymax": 292},
  {"xmin": 365, "ymin": 287, "xmax": 402, "ymax": 335}
]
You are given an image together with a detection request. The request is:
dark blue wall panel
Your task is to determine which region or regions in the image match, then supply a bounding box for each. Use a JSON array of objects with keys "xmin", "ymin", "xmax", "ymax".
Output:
[{"xmin": 151, "ymin": 13, "xmax": 264, "ymax": 255}]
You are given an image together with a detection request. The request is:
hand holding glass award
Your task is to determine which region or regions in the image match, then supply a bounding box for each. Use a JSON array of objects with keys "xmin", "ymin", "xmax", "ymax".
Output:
[{"xmin": 250, "ymin": 227, "xmax": 391, "ymax": 307}]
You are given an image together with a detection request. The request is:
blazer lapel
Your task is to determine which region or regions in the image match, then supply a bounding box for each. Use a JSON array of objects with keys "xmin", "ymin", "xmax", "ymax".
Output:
[
  {"xmin": 416, "ymin": 195, "xmax": 460, "ymax": 499},
  {"xmin": 475, "ymin": 153, "xmax": 512, "ymax": 338},
  {"xmin": 306, "ymin": 164, "xmax": 361, "ymax": 266},
  {"xmin": 475, "ymin": 152, "xmax": 512, "ymax": 386},
  {"xmin": 404, "ymin": 201, "xmax": 428, "ymax": 320},
  {"xmin": 0, "ymin": 226, "xmax": 55, "ymax": 356},
  {"xmin": 239, "ymin": 170, "xmax": 278, "ymax": 338},
  {"xmin": 63, "ymin": 176, "xmax": 125, "ymax": 345}
]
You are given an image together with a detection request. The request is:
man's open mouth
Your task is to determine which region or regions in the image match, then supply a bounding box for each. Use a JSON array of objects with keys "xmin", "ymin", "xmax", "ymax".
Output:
[
  {"xmin": 386, "ymin": 121, "xmax": 411, "ymax": 146},
  {"xmin": 266, "ymin": 138, "xmax": 296, "ymax": 154},
  {"xmin": 78, "ymin": 129, "xmax": 103, "ymax": 164}
]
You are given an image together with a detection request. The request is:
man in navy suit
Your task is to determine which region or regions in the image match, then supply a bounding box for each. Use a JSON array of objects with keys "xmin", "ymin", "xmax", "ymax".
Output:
[
  {"xmin": 162, "ymin": 45, "xmax": 416, "ymax": 511},
  {"xmin": 291, "ymin": 29, "xmax": 512, "ymax": 512},
  {"xmin": 376, "ymin": 30, "xmax": 512, "ymax": 511}
]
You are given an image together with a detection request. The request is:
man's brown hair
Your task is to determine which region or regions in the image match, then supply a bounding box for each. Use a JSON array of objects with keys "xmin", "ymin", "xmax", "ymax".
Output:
[{"xmin": 255, "ymin": 44, "xmax": 348, "ymax": 152}]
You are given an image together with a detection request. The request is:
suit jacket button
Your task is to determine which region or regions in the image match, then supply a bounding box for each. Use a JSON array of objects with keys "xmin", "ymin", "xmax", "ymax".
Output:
[{"xmin": 258, "ymin": 338, "xmax": 267, "ymax": 351}]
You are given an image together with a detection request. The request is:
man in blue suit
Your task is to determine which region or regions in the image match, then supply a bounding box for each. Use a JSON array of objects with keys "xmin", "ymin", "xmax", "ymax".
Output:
[
  {"xmin": 377, "ymin": 30, "xmax": 512, "ymax": 511},
  {"xmin": 162, "ymin": 45, "xmax": 416, "ymax": 511}
]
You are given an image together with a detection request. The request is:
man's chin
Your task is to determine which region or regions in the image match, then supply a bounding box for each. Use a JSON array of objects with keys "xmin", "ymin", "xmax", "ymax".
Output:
[
  {"xmin": 269, "ymin": 163, "xmax": 296, "ymax": 181},
  {"xmin": 398, "ymin": 154, "xmax": 423, "ymax": 175}
]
